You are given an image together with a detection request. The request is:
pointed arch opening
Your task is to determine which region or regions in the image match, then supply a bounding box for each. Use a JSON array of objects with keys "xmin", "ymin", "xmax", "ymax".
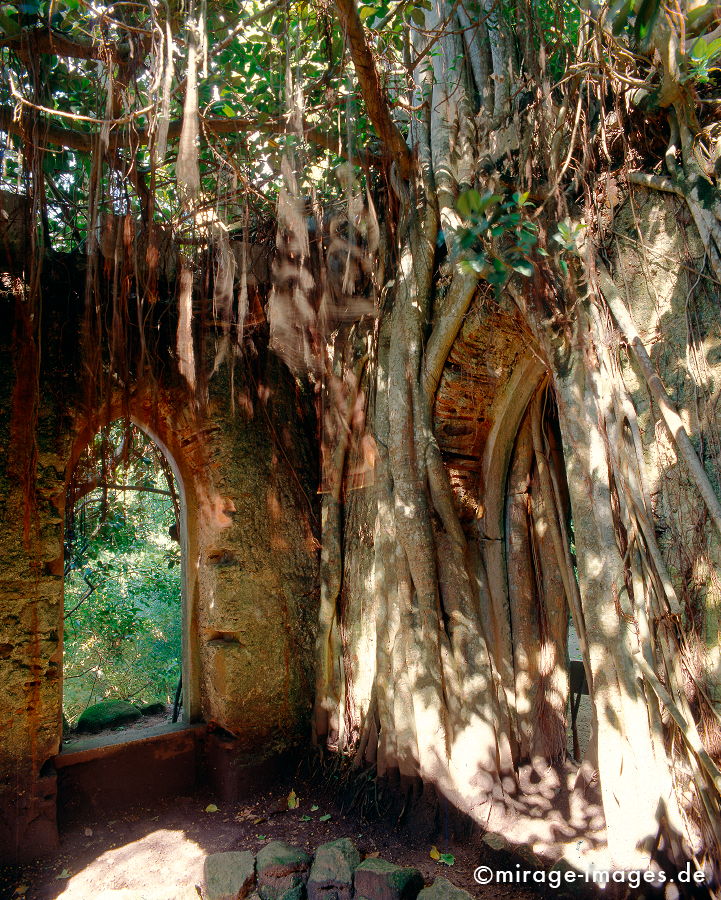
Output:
[{"xmin": 61, "ymin": 420, "xmax": 189, "ymax": 748}]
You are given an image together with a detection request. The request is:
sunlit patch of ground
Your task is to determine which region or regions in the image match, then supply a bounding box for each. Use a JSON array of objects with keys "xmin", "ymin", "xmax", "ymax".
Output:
[{"xmin": 56, "ymin": 829, "xmax": 203, "ymax": 899}]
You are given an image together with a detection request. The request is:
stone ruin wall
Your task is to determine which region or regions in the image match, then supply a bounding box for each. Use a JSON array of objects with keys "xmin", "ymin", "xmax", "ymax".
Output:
[{"xmin": 0, "ymin": 201, "xmax": 320, "ymax": 862}]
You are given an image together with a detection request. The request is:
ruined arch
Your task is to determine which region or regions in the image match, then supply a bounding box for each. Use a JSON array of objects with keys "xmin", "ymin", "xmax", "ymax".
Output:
[
  {"xmin": 61, "ymin": 409, "xmax": 201, "ymax": 734},
  {"xmin": 434, "ymin": 298, "xmax": 577, "ymax": 766}
]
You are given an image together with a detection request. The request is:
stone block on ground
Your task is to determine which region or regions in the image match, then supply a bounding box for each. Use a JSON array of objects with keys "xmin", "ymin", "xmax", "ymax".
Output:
[
  {"xmin": 277, "ymin": 886, "xmax": 304, "ymax": 900},
  {"xmin": 75, "ymin": 700, "xmax": 141, "ymax": 733},
  {"xmin": 256, "ymin": 841, "xmax": 312, "ymax": 900},
  {"xmin": 353, "ymin": 857, "xmax": 424, "ymax": 900},
  {"xmin": 307, "ymin": 838, "xmax": 360, "ymax": 900},
  {"xmin": 204, "ymin": 850, "xmax": 256, "ymax": 900},
  {"xmin": 482, "ymin": 832, "xmax": 511, "ymax": 853},
  {"xmin": 417, "ymin": 877, "xmax": 473, "ymax": 899}
]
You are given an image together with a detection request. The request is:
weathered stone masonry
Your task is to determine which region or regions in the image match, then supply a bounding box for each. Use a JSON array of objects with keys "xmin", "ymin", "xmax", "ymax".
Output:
[{"xmin": 0, "ymin": 221, "xmax": 320, "ymax": 863}]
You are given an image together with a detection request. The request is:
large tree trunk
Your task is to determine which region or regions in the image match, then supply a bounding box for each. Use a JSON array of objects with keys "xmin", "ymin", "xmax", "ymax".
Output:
[
  {"xmin": 312, "ymin": 0, "xmax": 721, "ymax": 880},
  {"xmin": 550, "ymin": 308, "xmax": 684, "ymax": 867}
]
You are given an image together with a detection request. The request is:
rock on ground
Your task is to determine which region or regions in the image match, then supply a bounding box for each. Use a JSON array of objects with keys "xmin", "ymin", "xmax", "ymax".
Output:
[
  {"xmin": 417, "ymin": 877, "xmax": 473, "ymax": 900},
  {"xmin": 307, "ymin": 837, "xmax": 361, "ymax": 900},
  {"xmin": 76, "ymin": 700, "xmax": 141, "ymax": 734},
  {"xmin": 256, "ymin": 841, "xmax": 312, "ymax": 900},
  {"xmin": 353, "ymin": 857, "xmax": 424, "ymax": 900},
  {"xmin": 204, "ymin": 850, "xmax": 256, "ymax": 900}
]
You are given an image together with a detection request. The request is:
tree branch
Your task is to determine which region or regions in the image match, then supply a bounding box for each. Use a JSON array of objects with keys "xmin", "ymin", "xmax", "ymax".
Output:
[
  {"xmin": 0, "ymin": 107, "xmax": 381, "ymax": 166},
  {"xmin": 0, "ymin": 25, "xmax": 133, "ymax": 62},
  {"xmin": 95, "ymin": 483, "xmax": 173, "ymax": 497},
  {"xmin": 333, "ymin": 0, "xmax": 413, "ymax": 176},
  {"xmin": 422, "ymin": 269, "xmax": 478, "ymax": 408}
]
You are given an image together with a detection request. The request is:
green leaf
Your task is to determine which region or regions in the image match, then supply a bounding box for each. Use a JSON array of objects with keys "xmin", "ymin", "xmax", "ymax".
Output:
[
  {"xmin": 456, "ymin": 189, "xmax": 481, "ymax": 218},
  {"xmin": 410, "ymin": 7, "xmax": 425, "ymax": 25},
  {"xmin": 359, "ymin": 5, "xmax": 375, "ymax": 20},
  {"xmin": 691, "ymin": 36, "xmax": 721, "ymax": 63},
  {"xmin": 486, "ymin": 269, "xmax": 507, "ymax": 287},
  {"xmin": 0, "ymin": 11, "xmax": 20, "ymax": 35},
  {"xmin": 478, "ymin": 193, "xmax": 502, "ymax": 214},
  {"xmin": 222, "ymin": 104, "xmax": 235, "ymax": 117},
  {"xmin": 464, "ymin": 257, "xmax": 488, "ymax": 273},
  {"xmin": 690, "ymin": 37, "xmax": 708, "ymax": 61},
  {"xmin": 319, "ymin": 813, "xmax": 332, "ymax": 821},
  {"xmin": 511, "ymin": 260, "xmax": 534, "ymax": 277},
  {"xmin": 439, "ymin": 853, "xmax": 455, "ymax": 866}
]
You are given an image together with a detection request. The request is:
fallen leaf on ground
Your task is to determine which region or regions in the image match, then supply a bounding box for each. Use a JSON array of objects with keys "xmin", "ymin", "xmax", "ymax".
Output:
[
  {"xmin": 56, "ymin": 869, "xmax": 71, "ymax": 880},
  {"xmin": 287, "ymin": 789, "xmax": 299, "ymax": 809},
  {"xmin": 205, "ymin": 804, "xmax": 219, "ymax": 813},
  {"xmin": 319, "ymin": 814, "xmax": 331, "ymax": 822},
  {"xmin": 430, "ymin": 847, "xmax": 455, "ymax": 866}
]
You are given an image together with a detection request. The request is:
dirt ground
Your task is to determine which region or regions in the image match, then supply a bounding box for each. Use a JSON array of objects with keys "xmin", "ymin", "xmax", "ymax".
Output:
[
  {"xmin": 0, "ymin": 761, "xmax": 565, "ymax": 900},
  {"xmin": 1, "ymin": 686, "xmax": 602, "ymax": 900}
]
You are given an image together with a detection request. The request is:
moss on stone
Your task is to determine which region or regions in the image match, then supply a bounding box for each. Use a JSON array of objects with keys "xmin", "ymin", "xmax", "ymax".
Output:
[{"xmin": 76, "ymin": 700, "xmax": 141, "ymax": 733}]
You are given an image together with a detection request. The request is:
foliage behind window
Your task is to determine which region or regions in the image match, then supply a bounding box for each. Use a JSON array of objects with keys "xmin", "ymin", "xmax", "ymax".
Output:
[{"xmin": 63, "ymin": 423, "xmax": 181, "ymax": 727}]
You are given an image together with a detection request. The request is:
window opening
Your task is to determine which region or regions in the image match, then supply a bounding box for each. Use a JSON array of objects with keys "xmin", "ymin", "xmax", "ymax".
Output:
[{"xmin": 62, "ymin": 421, "xmax": 184, "ymax": 747}]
